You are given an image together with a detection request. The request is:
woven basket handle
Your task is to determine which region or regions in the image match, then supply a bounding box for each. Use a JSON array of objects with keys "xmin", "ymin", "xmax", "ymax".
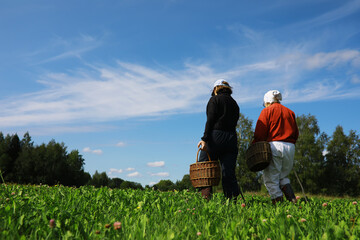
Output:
[{"xmin": 196, "ymin": 148, "xmax": 212, "ymax": 163}]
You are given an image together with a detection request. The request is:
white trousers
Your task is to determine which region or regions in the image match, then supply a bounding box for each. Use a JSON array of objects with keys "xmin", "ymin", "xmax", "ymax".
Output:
[{"xmin": 263, "ymin": 141, "xmax": 295, "ymax": 199}]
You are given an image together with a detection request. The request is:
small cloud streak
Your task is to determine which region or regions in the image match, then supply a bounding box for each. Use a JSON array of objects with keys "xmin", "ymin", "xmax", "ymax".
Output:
[
  {"xmin": 126, "ymin": 167, "xmax": 135, "ymax": 171},
  {"xmin": 304, "ymin": 50, "xmax": 360, "ymax": 70},
  {"xmin": 147, "ymin": 161, "xmax": 165, "ymax": 167},
  {"xmin": 149, "ymin": 181, "xmax": 158, "ymax": 186},
  {"xmin": 150, "ymin": 172, "xmax": 169, "ymax": 177},
  {"xmin": 83, "ymin": 147, "xmax": 103, "ymax": 155},
  {"xmin": 127, "ymin": 171, "xmax": 141, "ymax": 177},
  {"xmin": 297, "ymin": 0, "xmax": 360, "ymax": 28},
  {"xmin": 109, "ymin": 168, "xmax": 123, "ymax": 175},
  {"xmin": 31, "ymin": 34, "xmax": 102, "ymax": 65},
  {"xmin": 92, "ymin": 149, "xmax": 103, "ymax": 155},
  {"xmin": 116, "ymin": 141, "xmax": 126, "ymax": 147}
]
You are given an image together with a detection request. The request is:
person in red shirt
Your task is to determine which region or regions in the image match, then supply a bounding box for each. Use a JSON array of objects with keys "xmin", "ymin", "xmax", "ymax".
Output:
[{"xmin": 253, "ymin": 90, "xmax": 299, "ymax": 204}]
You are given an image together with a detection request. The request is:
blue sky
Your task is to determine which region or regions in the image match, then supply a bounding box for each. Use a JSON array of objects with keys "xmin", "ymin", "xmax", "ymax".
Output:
[{"xmin": 1, "ymin": 0, "xmax": 359, "ymax": 186}]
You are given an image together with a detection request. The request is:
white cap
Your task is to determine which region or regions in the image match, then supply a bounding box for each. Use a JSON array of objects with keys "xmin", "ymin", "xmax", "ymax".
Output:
[
  {"xmin": 213, "ymin": 79, "xmax": 230, "ymax": 88},
  {"xmin": 263, "ymin": 90, "xmax": 282, "ymax": 104}
]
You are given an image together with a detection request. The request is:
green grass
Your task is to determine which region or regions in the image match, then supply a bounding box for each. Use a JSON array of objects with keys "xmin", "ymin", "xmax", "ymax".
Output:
[{"xmin": 0, "ymin": 184, "xmax": 359, "ymax": 239}]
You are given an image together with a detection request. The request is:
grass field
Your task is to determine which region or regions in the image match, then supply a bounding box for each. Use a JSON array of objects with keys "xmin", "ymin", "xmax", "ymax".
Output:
[{"xmin": 0, "ymin": 184, "xmax": 359, "ymax": 239}]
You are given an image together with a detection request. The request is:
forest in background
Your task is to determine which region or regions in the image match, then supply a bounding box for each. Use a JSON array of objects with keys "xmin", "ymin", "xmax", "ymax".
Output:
[{"xmin": 0, "ymin": 113, "xmax": 359, "ymax": 196}]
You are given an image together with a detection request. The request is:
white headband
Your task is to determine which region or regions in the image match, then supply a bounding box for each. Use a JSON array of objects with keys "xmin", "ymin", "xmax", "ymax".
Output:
[
  {"xmin": 213, "ymin": 79, "xmax": 230, "ymax": 88},
  {"xmin": 264, "ymin": 90, "xmax": 282, "ymax": 104}
]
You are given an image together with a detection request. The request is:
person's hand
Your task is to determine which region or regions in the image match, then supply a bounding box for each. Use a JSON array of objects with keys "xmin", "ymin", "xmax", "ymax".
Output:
[{"xmin": 197, "ymin": 140, "xmax": 207, "ymax": 151}]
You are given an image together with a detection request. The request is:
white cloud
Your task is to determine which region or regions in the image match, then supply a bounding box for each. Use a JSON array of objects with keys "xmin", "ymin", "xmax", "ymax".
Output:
[
  {"xmin": 150, "ymin": 172, "xmax": 169, "ymax": 177},
  {"xmin": 92, "ymin": 149, "xmax": 103, "ymax": 155},
  {"xmin": 116, "ymin": 141, "xmax": 126, "ymax": 147},
  {"xmin": 147, "ymin": 161, "xmax": 165, "ymax": 167},
  {"xmin": 82, "ymin": 147, "xmax": 103, "ymax": 155},
  {"xmin": 0, "ymin": 61, "xmax": 212, "ymax": 128},
  {"xmin": 126, "ymin": 168, "xmax": 135, "ymax": 171},
  {"xmin": 305, "ymin": 50, "xmax": 360, "ymax": 70},
  {"xmin": 0, "ymin": 48, "xmax": 359, "ymax": 130},
  {"xmin": 108, "ymin": 168, "xmax": 123, "ymax": 175},
  {"xmin": 127, "ymin": 172, "xmax": 141, "ymax": 177},
  {"xmin": 149, "ymin": 181, "xmax": 158, "ymax": 186},
  {"xmin": 83, "ymin": 147, "xmax": 91, "ymax": 153}
]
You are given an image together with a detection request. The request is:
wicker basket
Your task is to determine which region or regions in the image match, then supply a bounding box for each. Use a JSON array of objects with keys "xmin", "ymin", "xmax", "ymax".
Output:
[
  {"xmin": 189, "ymin": 149, "xmax": 221, "ymax": 188},
  {"xmin": 245, "ymin": 141, "xmax": 272, "ymax": 172}
]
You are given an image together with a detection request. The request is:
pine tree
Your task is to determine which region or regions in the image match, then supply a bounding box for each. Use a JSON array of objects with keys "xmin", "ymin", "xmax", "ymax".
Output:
[
  {"xmin": 14, "ymin": 132, "xmax": 35, "ymax": 183},
  {"xmin": 324, "ymin": 126, "xmax": 360, "ymax": 196}
]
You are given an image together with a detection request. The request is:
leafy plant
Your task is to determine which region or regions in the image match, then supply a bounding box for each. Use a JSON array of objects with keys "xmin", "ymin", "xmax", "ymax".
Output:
[{"xmin": 1, "ymin": 184, "xmax": 359, "ymax": 239}]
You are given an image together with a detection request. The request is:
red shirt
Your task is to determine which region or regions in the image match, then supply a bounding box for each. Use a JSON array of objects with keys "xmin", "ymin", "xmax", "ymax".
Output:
[{"xmin": 253, "ymin": 103, "xmax": 299, "ymax": 144}]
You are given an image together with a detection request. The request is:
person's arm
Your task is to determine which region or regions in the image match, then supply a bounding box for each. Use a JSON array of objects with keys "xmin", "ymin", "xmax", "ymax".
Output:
[
  {"xmin": 201, "ymin": 97, "xmax": 217, "ymax": 142},
  {"xmin": 253, "ymin": 109, "xmax": 269, "ymax": 143}
]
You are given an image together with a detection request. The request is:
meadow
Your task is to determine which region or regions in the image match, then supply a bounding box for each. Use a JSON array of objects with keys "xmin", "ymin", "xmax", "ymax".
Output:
[{"xmin": 0, "ymin": 184, "xmax": 359, "ymax": 239}]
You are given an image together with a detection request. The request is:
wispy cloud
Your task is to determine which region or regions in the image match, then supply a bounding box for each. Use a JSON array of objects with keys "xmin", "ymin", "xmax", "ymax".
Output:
[
  {"xmin": 29, "ymin": 34, "xmax": 102, "ymax": 65},
  {"xmin": 150, "ymin": 172, "xmax": 169, "ymax": 177},
  {"xmin": 0, "ymin": 48, "xmax": 359, "ymax": 131},
  {"xmin": 304, "ymin": 50, "xmax": 360, "ymax": 69},
  {"xmin": 0, "ymin": 62, "xmax": 212, "ymax": 128},
  {"xmin": 127, "ymin": 172, "xmax": 141, "ymax": 177},
  {"xmin": 116, "ymin": 141, "xmax": 126, "ymax": 147},
  {"xmin": 227, "ymin": 23, "xmax": 263, "ymax": 42},
  {"xmin": 126, "ymin": 168, "xmax": 135, "ymax": 171},
  {"xmin": 149, "ymin": 181, "xmax": 158, "ymax": 186},
  {"xmin": 109, "ymin": 168, "xmax": 123, "ymax": 175},
  {"xmin": 83, "ymin": 147, "xmax": 103, "ymax": 155},
  {"xmin": 147, "ymin": 161, "xmax": 165, "ymax": 167},
  {"xmin": 299, "ymin": 0, "xmax": 360, "ymax": 28}
]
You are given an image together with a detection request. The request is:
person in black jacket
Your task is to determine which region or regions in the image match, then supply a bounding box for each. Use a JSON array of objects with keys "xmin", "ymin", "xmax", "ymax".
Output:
[{"xmin": 197, "ymin": 79, "xmax": 240, "ymax": 200}]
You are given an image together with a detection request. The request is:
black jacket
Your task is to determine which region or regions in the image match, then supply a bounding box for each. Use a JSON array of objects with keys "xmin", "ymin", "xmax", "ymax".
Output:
[{"xmin": 201, "ymin": 92, "xmax": 239, "ymax": 142}]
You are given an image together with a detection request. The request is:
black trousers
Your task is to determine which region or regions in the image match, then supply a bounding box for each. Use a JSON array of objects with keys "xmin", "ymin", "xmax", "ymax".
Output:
[{"xmin": 199, "ymin": 130, "xmax": 240, "ymax": 199}]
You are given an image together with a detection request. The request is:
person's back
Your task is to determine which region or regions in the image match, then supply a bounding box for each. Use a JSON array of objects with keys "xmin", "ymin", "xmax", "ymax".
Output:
[
  {"xmin": 254, "ymin": 103, "xmax": 298, "ymax": 144},
  {"xmin": 209, "ymin": 92, "xmax": 239, "ymax": 133}
]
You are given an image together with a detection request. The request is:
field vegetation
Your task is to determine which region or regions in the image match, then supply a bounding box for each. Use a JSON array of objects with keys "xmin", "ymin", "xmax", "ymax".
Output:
[{"xmin": 1, "ymin": 184, "xmax": 359, "ymax": 239}]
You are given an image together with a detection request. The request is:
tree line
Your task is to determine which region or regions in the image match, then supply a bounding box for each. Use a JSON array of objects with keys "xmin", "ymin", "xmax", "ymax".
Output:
[
  {"xmin": 1, "ymin": 112, "xmax": 359, "ymax": 196},
  {"xmin": 90, "ymin": 170, "xmax": 194, "ymax": 191},
  {"xmin": 0, "ymin": 132, "xmax": 194, "ymax": 191},
  {"xmin": 0, "ymin": 132, "xmax": 90, "ymax": 187},
  {"xmin": 0, "ymin": 132, "xmax": 143, "ymax": 189}
]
